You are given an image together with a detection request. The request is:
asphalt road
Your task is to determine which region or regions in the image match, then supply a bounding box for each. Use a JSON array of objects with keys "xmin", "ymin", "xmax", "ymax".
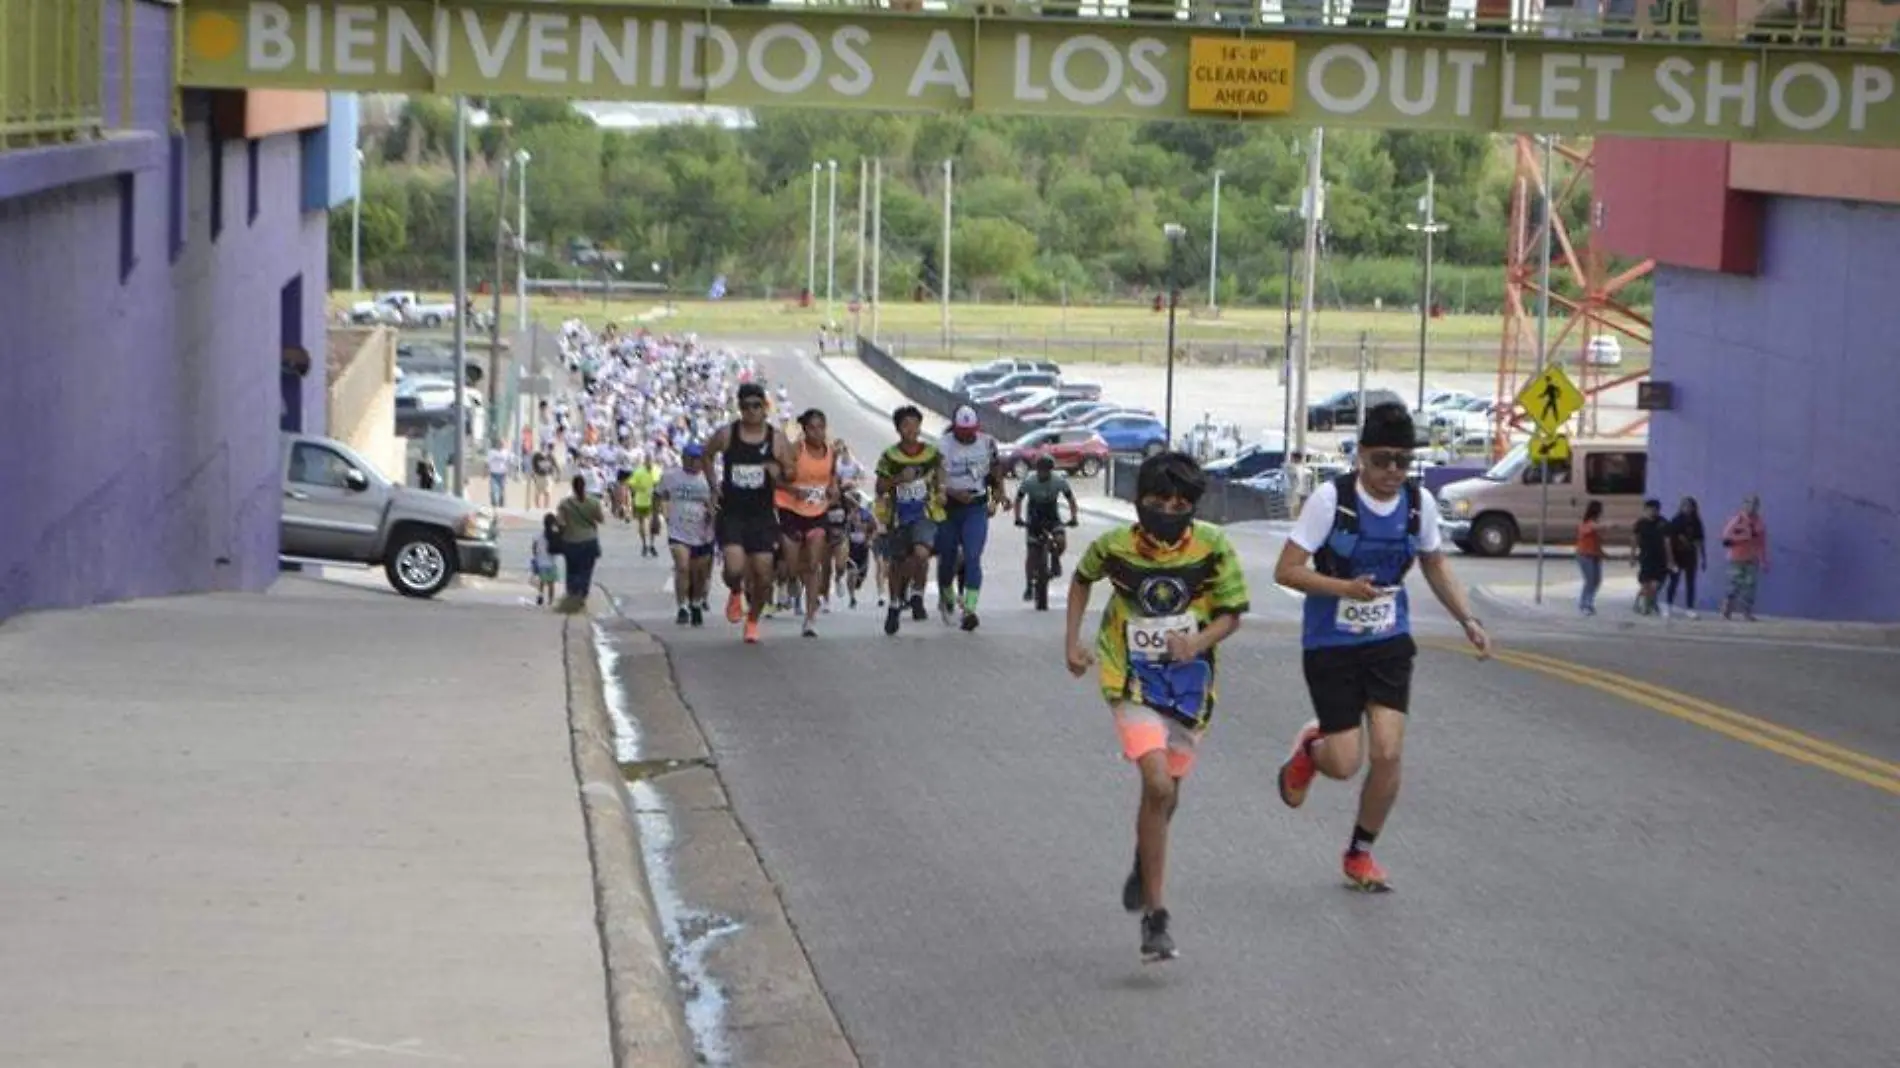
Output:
[{"xmin": 593, "ymin": 344, "xmax": 1900, "ymax": 1068}]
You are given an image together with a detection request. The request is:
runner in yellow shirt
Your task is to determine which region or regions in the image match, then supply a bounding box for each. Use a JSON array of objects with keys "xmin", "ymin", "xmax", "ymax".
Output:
[{"xmin": 626, "ymin": 456, "xmax": 663, "ymax": 558}]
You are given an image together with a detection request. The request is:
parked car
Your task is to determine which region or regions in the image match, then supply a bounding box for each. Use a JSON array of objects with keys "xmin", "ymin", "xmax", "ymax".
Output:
[
  {"xmin": 1433, "ymin": 397, "xmax": 1500, "ymax": 442},
  {"xmin": 279, "ymin": 431, "xmax": 500, "ymax": 597},
  {"xmin": 951, "ymin": 359, "xmax": 1061, "ymax": 394},
  {"xmin": 988, "ymin": 385, "xmax": 1057, "ymax": 413},
  {"xmin": 1081, "ymin": 412, "xmax": 1170, "ymax": 455},
  {"xmin": 350, "ymin": 290, "xmax": 459, "ymax": 328},
  {"xmin": 1437, "ymin": 439, "xmax": 1649, "ymax": 556},
  {"xmin": 1306, "ymin": 388, "xmax": 1407, "ymax": 431},
  {"xmin": 1000, "ymin": 388, "xmax": 1064, "ymax": 418},
  {"xmin": 1026, "ymin": 399, "xmax": 1117, "ymax": 427},
  {"xmin": 998, "ymin": 427, "xmax": 1111, "ymax": 478},
  {"xmin": 969, "ymin": 371, "xmax": 1061, "ymax": 404},
  {"xmin": 1585, "ymin": 336, "xmax": 1623, "ymax": 367},
  {"xmin": 1419, "ymin": 388, "xmax": 1479, "ymax": 416},
  {"xmin": 1203, "ymin": 441, "xmax": 1288, "ymax": 481}
]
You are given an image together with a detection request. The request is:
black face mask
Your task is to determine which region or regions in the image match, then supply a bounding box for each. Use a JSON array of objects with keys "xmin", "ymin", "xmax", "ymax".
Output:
[{"xmin": 1137, "ymin": 505, "xmax": 1193, "ymax": 545}]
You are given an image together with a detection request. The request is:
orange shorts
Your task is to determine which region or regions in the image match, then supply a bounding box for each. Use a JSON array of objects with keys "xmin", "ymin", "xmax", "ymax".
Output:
[{"xmin": 1112, "ymin": 702, "xmax": 1202, "ymax": 779}]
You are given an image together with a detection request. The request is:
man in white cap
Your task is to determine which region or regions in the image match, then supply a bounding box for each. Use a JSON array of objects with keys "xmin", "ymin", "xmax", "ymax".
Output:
[{"xmin": 935, "ymin": 405, "xmax": 1006, "ymax": 631}]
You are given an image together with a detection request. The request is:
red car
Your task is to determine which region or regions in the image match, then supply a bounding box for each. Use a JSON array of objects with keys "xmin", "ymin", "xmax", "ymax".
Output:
[{"xmin": 999, "ymin": 427, "xmax": 1111, "ymax": 478}]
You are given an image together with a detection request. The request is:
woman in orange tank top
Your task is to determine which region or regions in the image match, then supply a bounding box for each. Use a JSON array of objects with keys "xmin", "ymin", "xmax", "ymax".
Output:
[{"xmin": 775, "ymin": 409, "xmax": 838, "ymax": 636}]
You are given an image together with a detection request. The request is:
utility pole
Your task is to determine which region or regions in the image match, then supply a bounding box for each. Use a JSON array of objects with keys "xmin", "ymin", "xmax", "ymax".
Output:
[
  {"xmin": 1208, "ymin": 169, "xmax": 1223, "ymax": 312},
  {"xmin": 940, "ymin": 158, "xmax": 953, "ymax": 350},
  {"xmin": 855, "ymin": 157, "xmax": 867, "ymax": 338},
  {"xmin": 1291, "ymin": 126, "xmax": 1325, "ymax": 465},
  {"xmin": 514, "ymin": 150, "xmax": 530, "ymax": 334},
  {"xmin": 871, "ymin": 158, "xmax": 883, "ymax": 344},
  {"xmin": 825, "ymin": 158, "xmax": 838, "ymax": 325},
  {"xmin": 1534, "ymin": 136, "xmax": 1557, "ymax": 605},
  {"xmin": 490, "ymin": 158, "xmax": 507, "ymax": 440},
  {"xmin": 451, "ymin": 96, "xmax": 469, "ymax": 497},
  {"xmin": 350, "ymin": 149, "xmax": 363, "ymax": 292}
]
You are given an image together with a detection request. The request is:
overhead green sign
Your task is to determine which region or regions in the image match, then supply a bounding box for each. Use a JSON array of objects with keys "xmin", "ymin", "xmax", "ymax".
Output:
[{"xmin": 178, "ymin": 0, "xmax": 1900, "ymax": 146}]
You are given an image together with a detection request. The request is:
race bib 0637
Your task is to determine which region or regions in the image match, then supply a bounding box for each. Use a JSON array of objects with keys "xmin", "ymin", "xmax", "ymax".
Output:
[
  {"xmin": 1335, "ymin": 588, "xmax": 1401, "ymax": 635},
  {"xmin": 1126, "ymin": 613, "xmax": 1196, "ymax": 662}
]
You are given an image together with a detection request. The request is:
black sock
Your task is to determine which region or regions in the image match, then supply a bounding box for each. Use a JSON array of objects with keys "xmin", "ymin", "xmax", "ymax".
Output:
[{"xmin": 1348, "ymin": 824, "xmax": 1378, "ymax": 855}]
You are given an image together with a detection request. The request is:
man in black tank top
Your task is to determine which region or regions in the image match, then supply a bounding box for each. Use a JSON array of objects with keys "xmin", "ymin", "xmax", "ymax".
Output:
[{"xmin": 704, "ymin": 382, "xmax": 789, "ymax": 643}]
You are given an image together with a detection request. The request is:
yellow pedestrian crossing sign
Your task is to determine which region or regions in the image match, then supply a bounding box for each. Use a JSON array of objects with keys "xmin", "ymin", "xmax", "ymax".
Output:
[
  {"xmin": 1516, "ymin": 365, "xmax": 1584, "ymax": 437},
  {"xmin": 1529, "ymin": 432, "xmax": 1570, "ymax": 465}
]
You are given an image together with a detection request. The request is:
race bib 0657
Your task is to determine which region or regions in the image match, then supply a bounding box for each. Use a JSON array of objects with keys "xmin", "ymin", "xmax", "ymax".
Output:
[
  {"xmin": 1335, "ymin": 588, "xmax": 1401, "ymax": 635},
  {"xmin": 1126, "ymin": 613, "xmax": 1196, "ymax": 662}
]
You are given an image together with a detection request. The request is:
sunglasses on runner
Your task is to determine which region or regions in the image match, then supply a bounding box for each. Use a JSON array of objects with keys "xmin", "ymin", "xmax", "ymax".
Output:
[{"xmin": 1363, "ymin": 450, "xmax": 1415, "ymax": 470}]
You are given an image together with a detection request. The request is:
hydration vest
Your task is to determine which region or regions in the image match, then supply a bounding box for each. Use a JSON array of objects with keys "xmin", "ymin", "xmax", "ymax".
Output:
[{"xmin": 1312, "ymin": 474, "xmax": 1423, "ymax": 583}]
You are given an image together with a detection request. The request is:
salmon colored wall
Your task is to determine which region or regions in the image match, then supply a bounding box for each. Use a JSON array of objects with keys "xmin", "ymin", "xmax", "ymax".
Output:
[
  {"xmin": 1728, "ymin": 145, "xmax": 1900, "ymax": 208},
  {"xmin": 211, "ymin": 91, "xmax": 328, "ymax": 140},
  {"xmin": 1594, "ymin": 138, "xmax": 1760, "ymax": 275}
]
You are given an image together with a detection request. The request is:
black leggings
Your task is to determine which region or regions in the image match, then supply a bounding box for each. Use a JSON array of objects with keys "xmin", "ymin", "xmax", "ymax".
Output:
[{"xmin": 1665, "ymin": 566, "xmax": 1697, "ymax": 608}]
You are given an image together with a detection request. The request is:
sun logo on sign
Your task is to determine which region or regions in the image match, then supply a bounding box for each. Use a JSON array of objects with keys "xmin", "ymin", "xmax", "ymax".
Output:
[
  {"xmin": 1136, "ymin": 575, "xmax": 1189, "ymax": 617},
  {"xmin": 188, "ymin": 12, "xmax": 243, "ymax": 62}
]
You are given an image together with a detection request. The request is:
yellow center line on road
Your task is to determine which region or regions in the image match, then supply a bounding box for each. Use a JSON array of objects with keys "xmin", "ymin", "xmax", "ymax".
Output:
[{"xmin": 1420, "ymin": 640, "xmax": 1900, "ymax": 797}]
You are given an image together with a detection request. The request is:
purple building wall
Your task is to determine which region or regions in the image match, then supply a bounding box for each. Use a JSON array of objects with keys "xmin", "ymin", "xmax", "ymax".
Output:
[
  {"xmin": 0, "ymin": 71, "xmax": 329, "ymax": 616},
  {"xmin": 1649, "ymin": 196, "xmax": 1900, "ymax": 622}
]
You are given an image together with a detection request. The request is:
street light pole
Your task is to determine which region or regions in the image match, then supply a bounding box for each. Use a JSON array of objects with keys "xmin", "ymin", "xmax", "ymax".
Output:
[
  {"xmin": 1405, "ymin": 170, "xmax": 1449, "ymax": 413},
  {"xmin": 806, "ymin": 162, "xmax": 819, "ymax": 304},
  {"xmin": 855, "ymin": 157, "xmax": 867, "ymax": 338},
  {"xmin": 451, "ymin": 96, "xmax": 469, "ymax": 496},
  {"xmin": 491, "ymin": 158, "xmax": 508, "ymax": 441},
  {"xmin": 940, "ymin": 157, "xmax": 953, "ymax": 350},
  {"xmin": 1208, "ymin": 169, "xmax": 1223, "ymax": 312},
  {"xmin": 1162, "ymin": 223, "xmax": 1186, "ymax": 444},
  {"xmin": 826, "ymin": 159, "xmax": 838, "ymax": 325},
  {"xmin": 1292, "ymin": 126, "xmax": 1325, "ymax": 466},
  {"xmin": 871, "ymin": 158, "xmax": 883, "ymax": 344},
  {"xmin": 350, "ymin": 149, "xmax": 363, "ymax": 292},
  {"xmin": 514, "ymin": 149, "xmax": 530, "ymax": 334}
]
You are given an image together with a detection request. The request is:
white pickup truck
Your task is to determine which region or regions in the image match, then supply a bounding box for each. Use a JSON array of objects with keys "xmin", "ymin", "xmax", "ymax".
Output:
[{"xmin": 349, "ymin": 290, "xmax": 459, "ymax": 328}]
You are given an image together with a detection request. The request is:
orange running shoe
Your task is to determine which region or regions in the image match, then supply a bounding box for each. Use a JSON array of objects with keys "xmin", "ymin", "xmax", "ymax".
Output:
[
  {"xmin": 725, "ymin": 590, "xmax": 744, "ymax": 624},
  {"xmin": 1342, "ymin": 850, "xmax": 1391, "ymax": 892},
  {"xmin": 743, "ymin": 619, "xmax": 761, "ymax": 644},
  {"xmin": 1277, "ymin": 721, "xmax": 1321, "ymax": 809}
]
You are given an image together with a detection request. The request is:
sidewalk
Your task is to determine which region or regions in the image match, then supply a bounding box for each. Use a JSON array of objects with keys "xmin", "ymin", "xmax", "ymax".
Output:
[
  {"xmin": 0, "ymin": 582, "xmax": 617, "ymax": 1067},
  {"xmin": 1474, "ymin": 572, "xmax": 1900, "ymax": 647}
]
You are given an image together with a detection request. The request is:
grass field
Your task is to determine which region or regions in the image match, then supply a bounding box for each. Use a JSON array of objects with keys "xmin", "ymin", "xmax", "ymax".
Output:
[{"xmin": 334, "ymin": 291, "xmax": 1649, "ymax": 371}]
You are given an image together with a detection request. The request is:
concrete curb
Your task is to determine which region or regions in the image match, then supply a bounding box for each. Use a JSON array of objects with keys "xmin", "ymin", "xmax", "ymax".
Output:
[
  {"xmin": 562, "ymin": 615, "xmax": 698, "ymax": 1068},
  {"xmin": 1469, "ymin": 584, "xmax": 1900, "ymax": 648}
]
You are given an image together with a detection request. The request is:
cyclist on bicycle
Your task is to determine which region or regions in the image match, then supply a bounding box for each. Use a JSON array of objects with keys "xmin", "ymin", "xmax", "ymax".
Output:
[{"xmin": 1015, "ymin": 455, "xmax": 1079, "ymax": 601}]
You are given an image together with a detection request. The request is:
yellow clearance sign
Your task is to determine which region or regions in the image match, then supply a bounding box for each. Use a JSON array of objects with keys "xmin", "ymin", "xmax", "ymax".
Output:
[
  {"xmin": 176, "ymin": 0, "xmax": 1900, "ymax": 148},
  {"xmin": 1186, "ymin": 38, "xmax": 1295, "ymax": 116}
]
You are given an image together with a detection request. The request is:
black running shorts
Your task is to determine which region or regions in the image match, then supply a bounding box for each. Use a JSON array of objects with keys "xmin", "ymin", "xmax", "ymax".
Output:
[
  {"xmin": 716, "ymin": 510, "xmax": 779, "ymax": 556},
  {"xmin": 1301, "ymin": 635, "xmax": 1416, "ymax": 735}
]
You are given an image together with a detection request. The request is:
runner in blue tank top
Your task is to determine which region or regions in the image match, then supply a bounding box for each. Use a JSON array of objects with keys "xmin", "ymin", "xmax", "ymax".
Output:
[{"xmin": 1271, "ymin": 403, "xmax": 1492, "ymax": 892}]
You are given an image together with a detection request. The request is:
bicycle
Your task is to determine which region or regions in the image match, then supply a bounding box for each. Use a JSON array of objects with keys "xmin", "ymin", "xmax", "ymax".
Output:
[{"xmin": 1018, "ymin": 516, "xmax": 1078, "ymax": 612}]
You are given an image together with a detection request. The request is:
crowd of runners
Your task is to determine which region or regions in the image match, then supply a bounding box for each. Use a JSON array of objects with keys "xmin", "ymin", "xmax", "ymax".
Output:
[{"xmin": 540, "ymin": 333, "xmax": 1494, "ymax": 963}]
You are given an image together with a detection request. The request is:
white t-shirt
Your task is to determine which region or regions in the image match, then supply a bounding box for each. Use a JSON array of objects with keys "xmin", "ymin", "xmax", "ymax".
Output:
[
  {"xmin": 1289, "ymin": 478, "xmax": 1443, "ymax": 556},
  {"xmin": 938, "ymin": 432, "xmax": 999, "ymax": 496},
  {"xmin": 486, "ymin": 448, "xmax": 511, "ymax": 476}
]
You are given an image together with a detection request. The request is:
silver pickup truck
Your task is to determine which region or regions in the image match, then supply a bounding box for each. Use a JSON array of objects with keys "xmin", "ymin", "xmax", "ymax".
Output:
[{"xmin": 280, "ymin": 432, "xmax": 500, "ymax": 598}]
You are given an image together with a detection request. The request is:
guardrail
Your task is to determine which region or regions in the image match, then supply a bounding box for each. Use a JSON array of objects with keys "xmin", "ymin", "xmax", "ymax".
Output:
[
  {"xmin": 0, "ymin": 0, "xmax": 105, "ymax": 151},
  {"xmin": 855, "ymin": 336, "xmax": 1037, "ymax": 441},
  {"xmin": 879, "ymin": 332, "xmax": 1645, "ymax": 374}
]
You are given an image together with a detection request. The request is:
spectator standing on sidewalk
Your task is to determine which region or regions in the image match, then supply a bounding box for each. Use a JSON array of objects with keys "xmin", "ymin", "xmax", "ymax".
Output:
[
  {"xmin": 416, "ymin": 455, "xmax": 440, "ymax": 492},
  {"xmin": 1630, "ymin": 499, "xmax": 1671, "ymax": 615},
  {"xmin": 529, "ymin": 446, "xmax": 558, "ymax": 510},
  {"xmin": 1576, "ymin": 499, "xmax": 1606, "ymax": 615},
  {"xmin": 1664, "ymin": 496, "xmax": 1706, "ymax": 619},
  {"xmin": 486, "ymin": 441, "xmax": 513, "ymax": 508},
  {"xmin": 1720, "ymin": 494, "xmax": 1769, "ymax": 621},
  {"xmin": 556, "ymin": 475, "xmax": 606, "ymax": 613}
]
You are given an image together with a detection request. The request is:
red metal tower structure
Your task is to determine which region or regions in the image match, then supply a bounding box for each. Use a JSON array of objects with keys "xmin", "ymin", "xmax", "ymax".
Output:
[{"xmin": 1493, "ymin": 136, "xmax": 1656, "ymax": 456}]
